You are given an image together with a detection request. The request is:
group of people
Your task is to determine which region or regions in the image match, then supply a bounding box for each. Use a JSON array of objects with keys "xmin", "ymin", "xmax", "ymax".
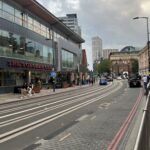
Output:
[{"xmin": 21, "ymin": 82, "xmax": 34, "ymax": 98}]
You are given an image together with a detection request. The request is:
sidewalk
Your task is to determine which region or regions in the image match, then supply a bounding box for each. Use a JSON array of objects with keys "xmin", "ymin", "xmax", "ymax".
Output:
[{"xmin": 0, "ymin": 85, "xmax": 88, "ymax": 105}]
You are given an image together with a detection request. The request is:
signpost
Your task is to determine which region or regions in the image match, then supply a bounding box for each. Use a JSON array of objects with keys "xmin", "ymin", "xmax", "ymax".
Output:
[
  {"xmin": 50, "ymin": 71, "xmax": 56, "ymax": 78},
  {"xmin": 50, "ymin": 69, "xmax": 56, "ymax": 92}
]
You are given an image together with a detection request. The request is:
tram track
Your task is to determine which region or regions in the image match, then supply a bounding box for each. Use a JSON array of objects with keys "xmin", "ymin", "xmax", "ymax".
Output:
[
  {"xmin": 0, "ymin": 81, "xmax": 123, "ymax": 143},
  {"xmin": 0, "ymin": 82, "xmax": 122, "ymax": 143},
  {"xmin": 0, "ymin": 81, "xmax": 119, "ymax": 127},
  {"xmin": 0, "ymin": 82, "xmax": 113, "ymax": 115}
]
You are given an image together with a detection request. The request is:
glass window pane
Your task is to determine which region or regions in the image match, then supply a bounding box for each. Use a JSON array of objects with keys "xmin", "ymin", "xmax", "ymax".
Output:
[
  {"xmin": 25, "ymin": 39, "xmax": 35, "ymax": 57},
  {"xmin": 23, "ymin": 14, "xmax": 28, "ymax": 28},
  {"xmin": 15, "ymin": 9, "xmax": 21, "ymax": 18},
  {"xmin": 12, "ymin": 34, "xmax": 20, "ymax": 53},
  {"xmin": 28, "ymin": 16, "xmax": 34, "ymax": 30},
  {"xmin": 35, "ymin": 42, "xmax": 43, "ymax": 58},
  {"xmin": 62, "ymin": 49, "xmax": 74, "ymax": 68},
  {"xmin": 1, "ymin": 30, "xmax": 9, "ymax": 47},
  {"xmin": 0, "ymin": 0, "xmax": 2, "ymax": 9},
  {"xmin": 3, "ymin": 3, "xmax": 14, "ymax": 14},
  {"xmin": 41, "ymin": 24, "xmax": 46, "ymax": 37},
  {"xmin": 3, "ymin": 11, "xmax": 14, "ymax": 22},
  {"xmin": 0, "ymin": 9, "xmax": 2, "ymax": 18},
  {"xmin": 0, "ymin": 0, "xmax": 1, "ymax": 17},
  {"xmin": 34, "ymin": 20, "xmax": 41, "ymax": 34},
  {"xmin": 14, "ymin": 17, "xmax": 22, "ymax": 25},
  {"xmin": 49, "ymin": 48, "xmax": 53, "ymax": 64}
]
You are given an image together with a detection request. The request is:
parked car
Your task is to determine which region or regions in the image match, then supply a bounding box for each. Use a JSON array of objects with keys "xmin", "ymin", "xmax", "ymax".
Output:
[
  {"xmin": 99, "ymin": 77, "xmax": 107, "ymax": 85},
  {"xmin": 128, "ymin": 75, "xmax": 141, "ymax": 88}
]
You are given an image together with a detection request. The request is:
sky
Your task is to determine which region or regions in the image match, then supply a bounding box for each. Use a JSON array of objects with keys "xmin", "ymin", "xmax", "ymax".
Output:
[{"xmin": 37, "ymin": 0, "xmax": 150, "ymax": 70}]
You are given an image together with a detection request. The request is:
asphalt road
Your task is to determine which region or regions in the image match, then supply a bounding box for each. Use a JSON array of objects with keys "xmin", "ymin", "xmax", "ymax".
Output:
[{"xmin": 0, "ymin": 80, "xmax": 142, "ymax": 150}]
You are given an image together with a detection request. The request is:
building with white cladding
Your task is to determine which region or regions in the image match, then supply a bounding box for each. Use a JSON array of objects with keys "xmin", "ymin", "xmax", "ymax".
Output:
[
  {"xmin": 59, "ymin": 14, "xmax": 81, "ymax": 36},
  {"xmin": 92, "ymin": 36, "xmax": 102, "ymax": 63}
]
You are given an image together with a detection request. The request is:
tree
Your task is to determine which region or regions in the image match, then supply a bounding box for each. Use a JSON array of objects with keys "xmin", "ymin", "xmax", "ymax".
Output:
[
  {"xmin": 131, "ymin": 59, "xmax": 139, "ymax": 73},
  {"xmin": 97, "ymin": 59, "xmax": 111, "ymax": 74}
]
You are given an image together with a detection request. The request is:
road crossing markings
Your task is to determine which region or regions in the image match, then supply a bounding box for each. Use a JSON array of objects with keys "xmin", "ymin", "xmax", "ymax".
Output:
[{"xmin": 59, "ymin": 133, "xmax": 71, "ymax": 142}]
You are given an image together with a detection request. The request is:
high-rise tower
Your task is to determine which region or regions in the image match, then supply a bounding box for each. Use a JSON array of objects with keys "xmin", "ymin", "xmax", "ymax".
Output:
[{"xmin": 92, "ymin": 36, "xmax": 102, "ymax": 63}]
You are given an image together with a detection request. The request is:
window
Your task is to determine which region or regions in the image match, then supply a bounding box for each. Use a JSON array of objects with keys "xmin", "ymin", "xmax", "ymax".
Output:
[
  {"xmin": 12, "ymin": 34, "xmax": 20, "ymax": 53},
  {"xmin": 1, "ymin": 30, "xmax": 9, "ymax": 47},
  {"xmin": 43, "ymin": 45, "xmax": 48, "ymax": 62},
  {"xmin": 35, "ymin": 42, "xmax": 43, "ymax": 58},
  {"xmin": 25, "ymin": 39, "xmax": 34, "ymax": 54},
  {"xmin": 0, "ymin": 0, "xmax": 2, "ymax": 9},
  {"xmin": 14, "ymin": 9, "xmax": 22, "ymax": 25},
  {"xmin": 3, "ymin": 3, "xmax": 14, "ymax": 22},
  {"xmin": 41, "ymin": 24, "xmax": 47, "ymax": 37},
  {"xmin": 62, "ymin": 49, "xmax": 74, "ymax": 68},
  {"xmin": 28, "ymin": 16, "xmax": 34, "ymax": 30},
  {"xmin": 34, "ymin": 20, "xmax": 41, "ymax": 34},
  {"xmin": 22, "ymin": 13, "xmax": 28, "ymax": 28},
  {"xmin": 3, "ymin": 3, "xmax": 14, "ymax": 14},
  {"xmin": 0, "ymin": 1, "xmax": 2, "ymax": 18}
]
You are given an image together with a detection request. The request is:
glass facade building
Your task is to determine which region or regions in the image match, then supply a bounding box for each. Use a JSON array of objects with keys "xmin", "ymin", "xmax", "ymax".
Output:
[{"xmin": 0, "ymin": 0, "xmax": 84, "ymax": 93}]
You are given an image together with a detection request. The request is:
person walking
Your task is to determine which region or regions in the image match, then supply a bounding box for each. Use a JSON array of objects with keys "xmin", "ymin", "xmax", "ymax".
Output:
[
  {"xmin": 52, "ymin": 77, "xmax": 56, "ymax": 92},
  {"xmin": 142, "ymin": 75, "xmax": 148, "ymax": 95}
]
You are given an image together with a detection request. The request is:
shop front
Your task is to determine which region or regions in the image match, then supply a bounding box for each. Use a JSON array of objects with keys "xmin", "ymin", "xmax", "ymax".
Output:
[{"xmin": 0, "ymin": 57, "xmax": 52, "ymax": 93}]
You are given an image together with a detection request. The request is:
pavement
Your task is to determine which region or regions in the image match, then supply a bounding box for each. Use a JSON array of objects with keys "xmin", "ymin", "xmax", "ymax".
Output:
[{"xmin": 0, "ymin": 85, "xmax": 86, "ymax": 105}]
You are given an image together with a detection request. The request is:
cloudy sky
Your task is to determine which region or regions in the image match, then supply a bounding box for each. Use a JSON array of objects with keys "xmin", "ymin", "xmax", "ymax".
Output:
[{"xmin": 37, "ymin": 0, "xmax": 150, "ymax": 69}]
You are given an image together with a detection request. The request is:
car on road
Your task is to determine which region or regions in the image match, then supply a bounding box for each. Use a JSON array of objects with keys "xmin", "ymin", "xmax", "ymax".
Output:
[
  {"xmin": 99, "ymin": 77, "xmax": 107, "ymax": 85},
  {"xmin": 106, "ymin": 76, "xmax": 113, "ymax": 82},
  {"xmin": 116, "ymin": 76, "xmax": 122, "ymax": 80},
  {"xmin": 128, "ymin": 75, "xmax": 141, "ymax": 88}
]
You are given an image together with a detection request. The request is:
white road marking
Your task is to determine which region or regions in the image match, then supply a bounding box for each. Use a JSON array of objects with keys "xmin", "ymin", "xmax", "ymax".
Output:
[
  {"xmin": 99, "ymin": 102, "xmax": 111, "ymax": 109},
  {"xmin": 90, "ymin": 116, "xmax": 96, "ymax": 120},
  {"xmin": 59, "ymin": 133, "xmax": 71, "ymax": 141},
  {"xmin": 76, "ymin": 114, "xmax": 89, "ymax": 121}
]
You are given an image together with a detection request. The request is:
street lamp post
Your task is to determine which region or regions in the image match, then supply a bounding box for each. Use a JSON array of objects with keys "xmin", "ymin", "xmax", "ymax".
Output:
[{"xmin": 133, "ymin": 16, "xmax": 150, "ymax": 72}]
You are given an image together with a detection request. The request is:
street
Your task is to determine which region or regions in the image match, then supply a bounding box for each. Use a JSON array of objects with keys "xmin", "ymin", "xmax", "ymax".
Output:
[{"xmin": 0, "ymin": 80, "xmax": 142, "ymax": 150}]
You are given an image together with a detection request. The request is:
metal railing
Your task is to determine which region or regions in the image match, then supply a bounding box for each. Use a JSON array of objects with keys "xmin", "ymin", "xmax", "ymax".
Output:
[{"xmin": 134, "ymin": 93, "xmax": 150, "ymax": 150}]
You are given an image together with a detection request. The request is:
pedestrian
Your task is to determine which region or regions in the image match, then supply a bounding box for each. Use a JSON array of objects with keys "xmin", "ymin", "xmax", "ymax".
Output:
[
  {"xmin": 147, "ymin": 79, "xmax": 150, "ymax": 96},
  {"xmin": 142, "ymin": 75, "xmax": 148, "ymax": 95},
  {"xmin": 20, "ymin": 82, "xmax": 28, "ymax": 99},
  {"xmin": 27, "ymin": 82, "xmax": 34, "ymax": 96},
  {"xmin": 52, "ymin": 77, "xmax": 56, "ymax": 92}
]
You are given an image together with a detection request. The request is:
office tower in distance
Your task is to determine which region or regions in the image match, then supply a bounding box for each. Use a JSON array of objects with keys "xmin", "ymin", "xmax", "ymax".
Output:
[{"xmin": 92, "ymin": 36, "xmax": 102, "ymax": 63}]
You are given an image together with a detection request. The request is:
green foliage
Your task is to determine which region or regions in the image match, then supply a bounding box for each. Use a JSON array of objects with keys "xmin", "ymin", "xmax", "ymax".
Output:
[
  {"xmin": 97, "ymin": 59, "xmax": 111, "ymax": 74},
  {"xmin": 131, "ymin": 59, "xmax": 139, "ymax": 73}
]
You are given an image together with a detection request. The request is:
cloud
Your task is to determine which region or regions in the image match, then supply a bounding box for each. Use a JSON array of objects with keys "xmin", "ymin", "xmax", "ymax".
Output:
[
  {"xmin": 140, "ymin": 0, "xmax": 150, "ymax": 14},
  {"xmin": 37, "ymin": 0, "xmax": 150, "ymax": 69},
  {"xmin": 66, "ymin": 0, "xmax": 80, "ymax": 10}
]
